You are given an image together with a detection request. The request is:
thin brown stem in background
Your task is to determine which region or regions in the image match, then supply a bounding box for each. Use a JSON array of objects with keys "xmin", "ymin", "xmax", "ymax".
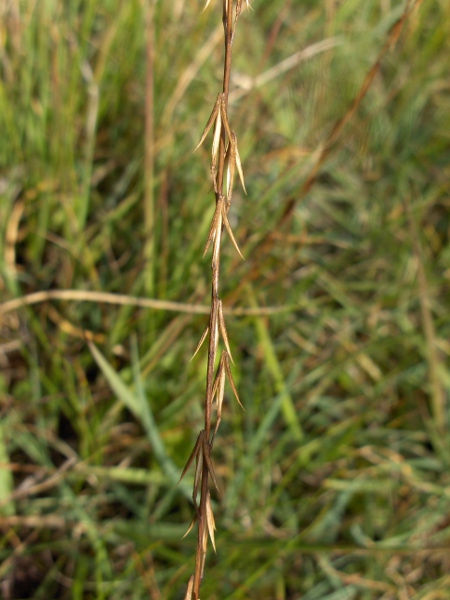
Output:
[{"xmin": 144, "ymin": 0, "xmax": 156, "ymax": 296}]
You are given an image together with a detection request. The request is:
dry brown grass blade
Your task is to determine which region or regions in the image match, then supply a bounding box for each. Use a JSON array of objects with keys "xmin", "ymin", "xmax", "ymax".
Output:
[
  {"xmin": 144, "ymin": 0, "xmax": 155, "ymax": 296},
  {"xmin": 229, "ymin": 38, "xmax": 341, "ymax": 104},
  {"xmin": 0, "ymin": 290, "xmax": 292, "ymax": 319},
  {"xmin": 0, "ymin": 290, "xmax": 211, "ymax": 318}
]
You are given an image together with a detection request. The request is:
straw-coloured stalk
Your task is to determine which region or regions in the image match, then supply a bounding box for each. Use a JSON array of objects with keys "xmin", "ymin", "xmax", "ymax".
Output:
[{"xmin": 180, "ymin": 1, "xmax": 248, "ymax": 598}]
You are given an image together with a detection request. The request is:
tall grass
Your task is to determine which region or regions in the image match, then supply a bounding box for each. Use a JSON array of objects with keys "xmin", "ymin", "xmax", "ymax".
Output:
[{"xmin": 1, "ymin": 0, "xmax": 450, "ymax": 598}]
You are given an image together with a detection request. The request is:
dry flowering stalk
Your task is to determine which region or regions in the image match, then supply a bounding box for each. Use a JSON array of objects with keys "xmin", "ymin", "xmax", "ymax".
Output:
[{"xmin": 180, "ymin": 1, "xmax": 249, "ymax": 598}]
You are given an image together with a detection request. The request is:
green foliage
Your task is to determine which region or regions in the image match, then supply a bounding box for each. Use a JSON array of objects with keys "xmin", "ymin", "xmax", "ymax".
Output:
[{"xmin": 1, "ymin": 0, "xmax": 449, "ymax": 598}]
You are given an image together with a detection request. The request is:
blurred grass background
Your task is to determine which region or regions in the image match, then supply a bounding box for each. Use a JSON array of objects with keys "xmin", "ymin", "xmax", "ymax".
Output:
[{"xmin": 1, "ymin": 0, "xmax": 450, "ymax": 598}]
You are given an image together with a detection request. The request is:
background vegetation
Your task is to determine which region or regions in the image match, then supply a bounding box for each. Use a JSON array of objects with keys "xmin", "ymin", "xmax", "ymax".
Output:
[{"xmin": 1, "ymin": 0, "xmax": 449, "ymax": 598}]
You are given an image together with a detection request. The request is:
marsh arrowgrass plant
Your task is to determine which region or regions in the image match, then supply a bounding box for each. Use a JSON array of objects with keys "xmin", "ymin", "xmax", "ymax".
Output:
[{"xmin": 180, "ymin": 2, "xmax": 250, "ymax": 597}]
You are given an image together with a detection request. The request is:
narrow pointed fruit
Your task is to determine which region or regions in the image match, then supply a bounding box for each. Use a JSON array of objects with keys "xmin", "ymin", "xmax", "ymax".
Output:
[
  {"xmin": 193, "ymin": 447, "xmax": 204, "ymax": 507},
  {"xmin": 200, "ymin": 519, "xmax": 208, "ymax": 561},
  {"xmin": 211, "ymin": 357, "xmax": 226, "ymax": 441},
  {"xmin": 205, "ymin": 492, "xmax": 217, "ymax": 552},
  {"xmin": 218, "ymin": 299, "xmax": 234, "ymax": 363},
  {"xmin": 203, "ymin": 200, "xmax": 222, "ymax": 257},
  {"xmin": 224, "ymin": 351, "xmax": 245, "ymax": 410},
  {"xmin": 195, "ymin": 95, "xmax": 221, "ymax": 151},
  {"xmin": 211, "ymin": 107, "xmax": 222, "ymax": 172},
  {"xmin": 191, "ymin": 326, "xmax": 209, "ymax": 361},
  {"xmin": 210, "ymin": 298, "xmax": 220, "ymax": 362},
  {"xmin": 220, "ymin": 96, "xmax": 234, "ymax": 142},
  {"xmin": 178, "ymin": 432, "xmax": 203, "ymax": 485},
  {"xmin": 184, "ymin": 576, "xmax": 194, "ymax": 600},
  {"xmin": 202, "ymin": 434, "xmax": 220, "ymax": 493},
  {"xmin": 225, "ymin": 140, "xmax": 235, "ymax": 201},
  {"xmin": 231, "ymin": 131, "xmax": 247, "ymax": 194},
  {"xmin": 221, "ymin": 199, "xmax": 245, "ymax": 259},
  {"xmin": 211, "ymin": 356, "xmax": 226, "ymax": 407},
  {"xmin": 211, "ymin": 104, "xmax": 222, "ymax": 193},
  {"xmin": 182, "ymin": 516, "xmax": 198, "ymax": 540},
  {"xmin": 212, "ymin": 208, "xmax": 223, "ymax": 266}
]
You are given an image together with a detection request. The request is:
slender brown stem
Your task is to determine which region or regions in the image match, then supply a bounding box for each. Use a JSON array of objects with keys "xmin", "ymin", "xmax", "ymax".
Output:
[
  {"xmin": 192, "ymin": 3, "xmax": 237, "ymax": 598},
  {"xmin": 144, "ymin": 0, "xmax": 155, "ymax": 297}
]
